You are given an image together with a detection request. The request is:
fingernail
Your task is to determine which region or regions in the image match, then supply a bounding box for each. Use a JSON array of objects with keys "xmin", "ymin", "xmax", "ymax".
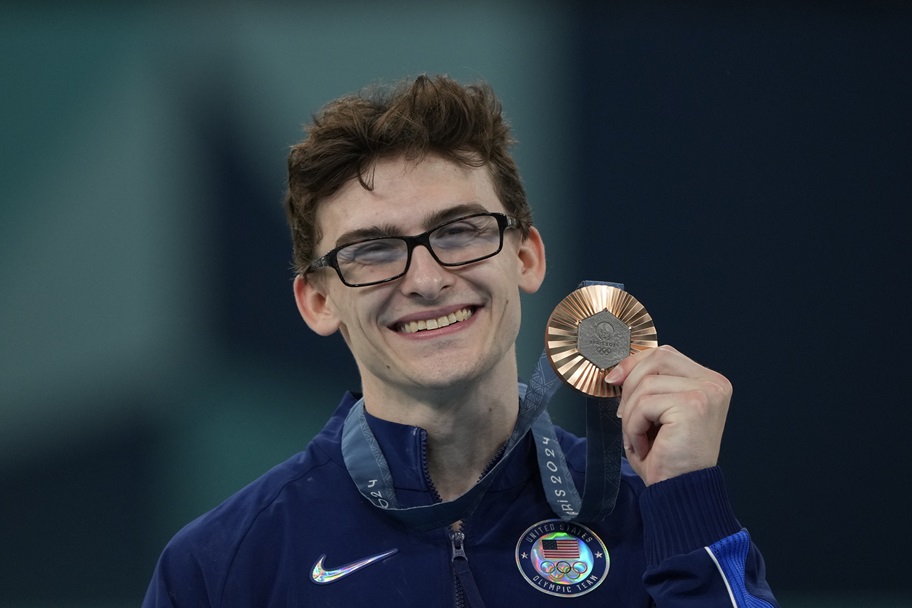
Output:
[{"xmin": 605, "ymin": 366, "xmax": 623, "ymax": 384}]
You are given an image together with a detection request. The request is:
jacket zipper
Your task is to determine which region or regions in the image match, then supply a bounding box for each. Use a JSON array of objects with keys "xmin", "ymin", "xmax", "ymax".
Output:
[
  {"xmin": 451, "ymin": 528, "xmax": 468, "ymax": 608},
  {"xmin": 451, "ymin": 525, "xmax": 488, "ymax": 608},
  {"xmin": 419, "ymin": 429, "xmax": 505, "ymax": 608},
  {"xmin": 418, "ymin": 433, "xmax": 468, "ymax": 607}
]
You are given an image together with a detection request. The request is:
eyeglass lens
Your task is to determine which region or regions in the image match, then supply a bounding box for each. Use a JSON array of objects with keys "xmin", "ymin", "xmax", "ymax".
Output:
[{"xmin": 336, "ymin": 214, "xmax": 503, "ymax": 285}]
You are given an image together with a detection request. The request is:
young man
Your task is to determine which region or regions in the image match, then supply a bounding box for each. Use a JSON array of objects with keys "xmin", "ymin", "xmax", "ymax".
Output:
[{"xmin": 143, "ymin": 75, "xmax": 778, "ymax": 606}]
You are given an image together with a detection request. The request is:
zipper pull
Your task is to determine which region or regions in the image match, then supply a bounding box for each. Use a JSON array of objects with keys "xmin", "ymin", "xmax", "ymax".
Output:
[
  {"xmin": 450, "ymin": 529, "xmax": 467, "ymax": 562},
  {"xmin": 450, "ymin": 529, "xmax": 487, "ymax": 607}
]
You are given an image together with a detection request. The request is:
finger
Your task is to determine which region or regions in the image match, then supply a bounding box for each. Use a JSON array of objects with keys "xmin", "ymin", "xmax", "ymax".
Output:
[
  {"xmin": 622, "ymin": 345, "xmax": 725, "ymax": 399},
  {"xmin": 624, "ymin": 373, "xmax": 731, "ymax": 429},
  {"xmin": 624, "ymin": 423, "xmax": 656, "ymax": 462},
  {"xmin": 617, "ymin": 373, "xmax": 701, "ymax": 419},
  {"xmin": 613, "ymin": 346, "xmax": 691, "ymax": 417},
  {"xmin": 623, "ymin": 388, "xmax": 728, "ymax": 483},
  {"xmin": 606, "ymin": 343, "xmax": 692, "ymax": 391},
  {"xmin": 622, "ymin": 391, "xmax": 673, "ymax": 441},
  {"xmin": 622, "ymin": 391, "xmax": 687, "ymax": 461},
  {"xmin": 623, "ymin": 345, "xmax": 703, "ymax": 387},
  {"xmin": 604, "ymin": 345, "xmax": 662, "ymax": 386}
]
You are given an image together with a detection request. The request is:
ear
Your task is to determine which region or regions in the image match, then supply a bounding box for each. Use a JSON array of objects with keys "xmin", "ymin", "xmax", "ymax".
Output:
[
  {"xmin": 293, "ymin": 274, "xmax": 342, "ymax": 336},
  {"xmin": 516, "ymin": 226, "xmax": 546, "ymax": 294}
]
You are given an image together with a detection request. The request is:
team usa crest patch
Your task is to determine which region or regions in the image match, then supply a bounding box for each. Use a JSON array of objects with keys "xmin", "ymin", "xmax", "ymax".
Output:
[{"xmin": 515, "ymin": 519, "xmax": 609, "ymax": 597}]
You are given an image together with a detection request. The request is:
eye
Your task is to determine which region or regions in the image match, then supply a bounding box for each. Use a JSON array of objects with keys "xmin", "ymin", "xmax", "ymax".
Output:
[
  {"xmin": 337, "ymin": 239, "xmax": 405, "ymax": 265},
  {"xmin": 433, "ymin": 217, "xmax": 490, "ymax": 246}
]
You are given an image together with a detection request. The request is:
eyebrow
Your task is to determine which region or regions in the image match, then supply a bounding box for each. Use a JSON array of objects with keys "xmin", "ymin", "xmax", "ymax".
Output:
[{"xmin": 333, "ymin": 202, "xmax": 491, "ymax": 248}]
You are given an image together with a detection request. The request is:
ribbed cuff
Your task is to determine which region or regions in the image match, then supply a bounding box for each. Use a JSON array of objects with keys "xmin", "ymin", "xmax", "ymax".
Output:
[{"xmin": 639, "ymin": 466, "xmax": 742, "ymax": 567}]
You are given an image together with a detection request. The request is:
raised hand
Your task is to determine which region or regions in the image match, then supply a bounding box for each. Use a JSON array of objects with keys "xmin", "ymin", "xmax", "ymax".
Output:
[{"xmin": 606, "ymin": 345, "xmax": 731, "ymax": 486}]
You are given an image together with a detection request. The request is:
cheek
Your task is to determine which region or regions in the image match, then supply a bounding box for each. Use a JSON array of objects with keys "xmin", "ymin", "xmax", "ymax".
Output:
[
  {"xmin": 496, "ymin": 290, "xmax": 522, "ymax": 340},
  {"xmin": 335, "ymin": 295, "xmax": 385, "ymax": 343}
]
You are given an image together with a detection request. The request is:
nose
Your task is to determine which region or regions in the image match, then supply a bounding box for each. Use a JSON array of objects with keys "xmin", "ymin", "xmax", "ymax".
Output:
[{"xmin": 398, "ymin": 244, "xmax": 453, "ymax": 300}]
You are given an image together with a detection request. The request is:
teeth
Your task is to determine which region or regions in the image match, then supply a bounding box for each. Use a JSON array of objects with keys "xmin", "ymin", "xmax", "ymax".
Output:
[{"xmin": 398, "ymin": 308, "xmax": 474, "ymax": 334}]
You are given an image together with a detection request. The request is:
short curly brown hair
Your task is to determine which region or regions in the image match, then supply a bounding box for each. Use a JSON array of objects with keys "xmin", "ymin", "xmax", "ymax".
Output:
[{"xmin": 284, "ymin": 74, "xmax": 533, "ymax": 276}]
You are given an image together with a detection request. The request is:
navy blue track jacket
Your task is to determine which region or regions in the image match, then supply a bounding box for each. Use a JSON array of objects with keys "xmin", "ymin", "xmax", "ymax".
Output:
[{"xmin": 143, "ymin": 391, "xmax": 778, "ymax": 607}]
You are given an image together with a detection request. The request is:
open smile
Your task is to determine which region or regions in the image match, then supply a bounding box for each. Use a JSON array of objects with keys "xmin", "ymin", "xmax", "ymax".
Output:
[{"xmin": 394, "ymin": 307, "xmax": 476, "ymax": 334}]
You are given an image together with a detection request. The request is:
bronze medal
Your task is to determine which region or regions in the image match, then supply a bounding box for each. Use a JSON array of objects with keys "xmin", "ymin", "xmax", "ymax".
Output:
[{"xmin": 545, "ymin": 284, "xmax": 657, "ymax": 397}]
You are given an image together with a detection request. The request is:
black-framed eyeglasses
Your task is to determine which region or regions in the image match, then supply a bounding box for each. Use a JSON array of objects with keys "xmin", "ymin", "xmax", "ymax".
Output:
[{"xmin": 306, "ymin": 212, "xmax": 519, "ymax": 288}]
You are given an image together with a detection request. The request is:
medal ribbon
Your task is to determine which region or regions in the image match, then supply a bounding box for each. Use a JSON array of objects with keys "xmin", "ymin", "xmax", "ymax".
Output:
[{"xmin": 341, "ymin": 281, "xmax": 624, "ymax": 531}]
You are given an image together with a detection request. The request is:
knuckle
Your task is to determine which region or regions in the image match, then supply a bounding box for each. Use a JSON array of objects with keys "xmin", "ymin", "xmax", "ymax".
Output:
[
  {"xmin": 651, "ymin": 345, "xmax": 675, "ymax": 364},
  {"xmin": 684, "ymin": 389, "xmax": 711, "ymax": 413},
  {"xmin": 638, "ymin": 374, "xmax": 660, "ymax": 392},
  {"xmin": 707, "ymin": 373, "xmax": 733, "ymax": 399},
  {"xmin": 705, "ymin": 378, "xmax": 729, "ymax": 398}
]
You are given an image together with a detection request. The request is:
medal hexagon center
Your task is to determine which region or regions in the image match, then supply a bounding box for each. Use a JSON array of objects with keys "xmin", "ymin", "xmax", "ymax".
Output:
[{"xmin": 576, "ymin": 309, "xmax": 631, "ymax": 370}]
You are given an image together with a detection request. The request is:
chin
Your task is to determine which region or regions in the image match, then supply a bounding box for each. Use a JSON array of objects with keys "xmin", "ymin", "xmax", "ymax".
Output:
[{"xmin": 386, "ymin": 358, "xmax": 478, "ymax": 391}]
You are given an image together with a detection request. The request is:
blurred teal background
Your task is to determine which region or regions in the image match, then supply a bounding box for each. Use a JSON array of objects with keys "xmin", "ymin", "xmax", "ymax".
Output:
[{"xmin": 2, "ymin": 2, "xmax": 910, "ymax": 606}]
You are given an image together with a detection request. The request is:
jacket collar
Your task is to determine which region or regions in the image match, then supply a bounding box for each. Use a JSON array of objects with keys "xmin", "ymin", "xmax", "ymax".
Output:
[{"xmin": 329, "ymin": 391, "xmax": 535, "ymax": 507}]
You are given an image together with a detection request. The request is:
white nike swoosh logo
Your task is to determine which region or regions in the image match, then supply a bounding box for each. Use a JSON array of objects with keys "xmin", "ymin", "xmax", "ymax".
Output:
[{"xmin": 310, "ymin": 548, "xmax": 398, "ymax": 584}]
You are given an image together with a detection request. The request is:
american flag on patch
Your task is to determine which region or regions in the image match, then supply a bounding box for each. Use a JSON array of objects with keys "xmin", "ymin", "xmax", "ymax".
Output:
[{"xmin": 541, "ymin": 538, "xmax": 580, "ymax": 560}]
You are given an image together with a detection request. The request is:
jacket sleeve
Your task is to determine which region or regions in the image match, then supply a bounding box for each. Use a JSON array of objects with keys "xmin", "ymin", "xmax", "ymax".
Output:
[
  {"xmin": 142, "ymin": 543, "xmax": 207, "ymax": 607},
  {"xmin": 639, "ymin": 467, "xmax": 779, "ymax": 607},
  {"xmin": 141, "ymin": 519, "xmax": 231, "ymax": 608}
]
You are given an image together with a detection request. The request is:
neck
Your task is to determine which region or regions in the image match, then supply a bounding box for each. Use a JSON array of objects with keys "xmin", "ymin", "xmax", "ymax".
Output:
[
  {"xmin": 360, "ymin": 361, "xmax": 520, "ymax": 501},
  {"xmin": 422, "ymin": 390, "xmax": 516, "ymax": 501}
]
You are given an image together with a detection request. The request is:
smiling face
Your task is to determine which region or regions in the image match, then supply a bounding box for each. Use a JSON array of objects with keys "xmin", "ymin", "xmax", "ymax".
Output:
[{"xmin": 294, "ymin": 154, "xmax": 545, "ymax": 407}]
